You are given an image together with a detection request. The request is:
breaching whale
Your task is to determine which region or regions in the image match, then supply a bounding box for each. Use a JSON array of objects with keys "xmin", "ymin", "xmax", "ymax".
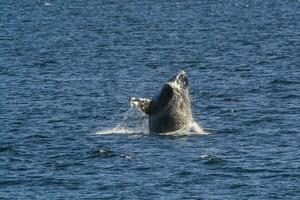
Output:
[{"xmin": 130, "ymin": 71, "xmax": 201, "ymax": 133}]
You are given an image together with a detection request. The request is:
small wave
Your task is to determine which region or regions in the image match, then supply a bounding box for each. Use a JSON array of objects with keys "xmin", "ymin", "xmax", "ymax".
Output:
[
  {"xmin": 200, "ymin": 154, "xmax": 223, "ymax": 165},
  {"xmin": 87, "ymin": 147, "xmax": 116, "ymax": 158},
  {"xmin": 0, "ymin": 145, "xmax": 15, "ymax": 153},
  {"xmin": 270, "ymin": 79, "xmax": 299, "ymax": 85}
]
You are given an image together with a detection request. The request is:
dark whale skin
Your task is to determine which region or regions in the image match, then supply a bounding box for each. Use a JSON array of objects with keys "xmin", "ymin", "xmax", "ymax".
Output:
[{"xmin": 148, "ymin": 71, "xmax": 193, "ymax": 133}]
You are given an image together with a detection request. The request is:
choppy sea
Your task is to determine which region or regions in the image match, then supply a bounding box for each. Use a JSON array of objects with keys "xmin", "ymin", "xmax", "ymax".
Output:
[{"xmin": 1, "ymin": 0, "xmax": 299, "ymax": 199}]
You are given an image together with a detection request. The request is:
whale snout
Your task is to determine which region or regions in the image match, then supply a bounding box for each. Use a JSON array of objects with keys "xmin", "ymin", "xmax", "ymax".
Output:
[
  {"xmin": 177, "ymin": 71, "xmax": 188, "ymax": 87},
  {"xmin": 177, "ymin": 70, "xmax": 187, "ymax": 77},
  {"xmin": 168, "ymin": 71, "xmax": 188, "ymax": 89}
]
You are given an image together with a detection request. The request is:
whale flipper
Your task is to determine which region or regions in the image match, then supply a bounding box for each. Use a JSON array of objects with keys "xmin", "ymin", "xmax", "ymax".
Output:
[{"xmin": 129, "ymin": 97, "xmax": 151, "ymax": 114}]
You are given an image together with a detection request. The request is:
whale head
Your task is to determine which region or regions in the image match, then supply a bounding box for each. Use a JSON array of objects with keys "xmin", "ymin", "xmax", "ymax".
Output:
[
  {"xmin": 161, "ymin": 70, "xmax": 189, "ymax": 100},
  {"xmin": 129, "ymin": 71, "xmax": 195, "ymax": 133},
  {"xmin": 149, "ymin": 71, "xmax": 191, "ymax": 115}
]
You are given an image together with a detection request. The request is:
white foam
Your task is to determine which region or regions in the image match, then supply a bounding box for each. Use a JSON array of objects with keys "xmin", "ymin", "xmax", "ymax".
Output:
[
  {"xmin": 95, "ymin": 127, "xmax": 136, "ymax": 135},
  {"xmin": 158, "ymin": 121, "xmax": 209, "ymax": 136}
]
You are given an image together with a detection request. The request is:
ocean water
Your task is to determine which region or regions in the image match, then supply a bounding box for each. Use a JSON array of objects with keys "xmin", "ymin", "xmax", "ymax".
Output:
[{"xmin": 1, "ymin": 0, "xmax": 300, "ymax": 199}]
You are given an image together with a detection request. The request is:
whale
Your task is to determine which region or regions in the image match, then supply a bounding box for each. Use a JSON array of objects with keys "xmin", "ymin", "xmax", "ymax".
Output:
[{"xmin": 130, "ymin": 71, "xmax": 201, "ymax": 133}]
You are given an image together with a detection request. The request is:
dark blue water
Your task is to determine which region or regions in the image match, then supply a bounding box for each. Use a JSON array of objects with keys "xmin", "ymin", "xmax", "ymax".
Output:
[{"xmin": 1, "ymin": 0, "xmax": 300, "ymax": 199}]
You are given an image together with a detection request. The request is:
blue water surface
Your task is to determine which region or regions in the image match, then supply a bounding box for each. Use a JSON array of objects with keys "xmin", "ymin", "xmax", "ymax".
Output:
[{"xmin": 1, "ymin": 0, "xmax": 300, "ymax": 199}]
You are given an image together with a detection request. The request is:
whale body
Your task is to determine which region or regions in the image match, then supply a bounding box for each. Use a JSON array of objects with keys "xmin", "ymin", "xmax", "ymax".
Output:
[{"xmin": 130, "ymin": 71, "xmax": 197, "ymax": 133}]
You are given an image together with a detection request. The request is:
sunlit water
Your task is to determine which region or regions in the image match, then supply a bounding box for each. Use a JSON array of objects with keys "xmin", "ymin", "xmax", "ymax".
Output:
[{"xmin": 1, "ymin": 0, "xmax": 299, "ymax": 199}]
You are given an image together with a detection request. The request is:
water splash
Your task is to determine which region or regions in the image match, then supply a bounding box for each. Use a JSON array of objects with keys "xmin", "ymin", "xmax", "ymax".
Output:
[
  {"xmin": 157, "ymin": 121, "xmax": 207, "ymax": 136},
  {"xmin": 96, "ymin": 104, "xmax": 149, "ymax": 135},
  {"xmin": 96, "ymin": 98, "xmax": 208, "ymax": 135}
]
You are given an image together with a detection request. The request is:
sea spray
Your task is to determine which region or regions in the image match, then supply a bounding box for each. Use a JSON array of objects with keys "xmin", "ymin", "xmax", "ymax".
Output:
[{"xmin": 96, "ymin": 103, "xmax": 149, "ymax": 135}]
